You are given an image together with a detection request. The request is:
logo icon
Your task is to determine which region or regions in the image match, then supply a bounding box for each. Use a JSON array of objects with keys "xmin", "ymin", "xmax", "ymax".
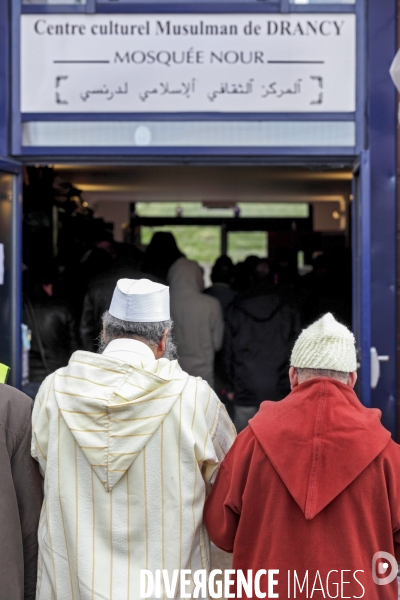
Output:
[{"xmin": 372, "ymin": 552, "xmax": 397, "ymax": 585}]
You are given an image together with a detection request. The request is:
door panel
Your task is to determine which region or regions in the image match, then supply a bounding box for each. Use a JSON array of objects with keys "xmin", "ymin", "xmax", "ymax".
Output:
[
  {"xmin": 352, "ymin": 151, "xmax": 371, "ymax": 407},
  {"xmin": 366, "ymin": 0, "xmax": 397, "ymax": 438},
  {"xmin": 353, "ymin": 149, "xmax": 397, "ymax": 438}
]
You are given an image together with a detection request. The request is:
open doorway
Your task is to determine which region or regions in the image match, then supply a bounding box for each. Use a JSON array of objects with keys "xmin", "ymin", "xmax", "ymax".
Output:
[{"xmin": 21, "ymin": 163, "xmax": 353, "ymax": 398}]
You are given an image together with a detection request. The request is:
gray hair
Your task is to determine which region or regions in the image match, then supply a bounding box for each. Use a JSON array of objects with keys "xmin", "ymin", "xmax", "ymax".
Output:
[
  {"xmin": 100, "ymin": 311, "xmax": 177, "ymax": 360},
  {"xmin": 296, "ymin": 368, "xmax": 350, "ymax": 384}
]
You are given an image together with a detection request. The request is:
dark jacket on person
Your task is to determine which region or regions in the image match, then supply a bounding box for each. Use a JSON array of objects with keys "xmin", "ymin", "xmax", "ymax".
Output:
[
  {"xmin": 204, "ymin": 283, "xmax": 236, "ymax": 317},
  {"xmin": 223, "ymin": 285, "xmax": 301, "ymax": 406},
  {"xmin": 204, "ymin": 283, "xmax": 236, "ymax": 412},
  {"xmin": 24, "ymin": 291, "xmax": 79, "ymax": 382},
  {"xmin": 0, "ymin": 384, "xmax": 43, "ymax": 600}
]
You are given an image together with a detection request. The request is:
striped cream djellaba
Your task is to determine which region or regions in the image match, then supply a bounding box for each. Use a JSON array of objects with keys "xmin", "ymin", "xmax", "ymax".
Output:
[{"xmin": 32, "ymin": 339, "xmax": 236, "ymax": 600}]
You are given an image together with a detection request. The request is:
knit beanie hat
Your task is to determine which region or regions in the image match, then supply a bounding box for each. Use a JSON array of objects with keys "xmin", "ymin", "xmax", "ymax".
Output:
[{"xmin": 290, "ymin": 313, "xmax": 357, "ymax": 373}]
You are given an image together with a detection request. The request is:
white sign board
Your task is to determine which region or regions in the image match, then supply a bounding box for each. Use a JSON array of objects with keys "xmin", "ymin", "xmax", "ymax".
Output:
[{"xmin": 21, "ymin": 14, "xmax": 356, "ymax": 113}]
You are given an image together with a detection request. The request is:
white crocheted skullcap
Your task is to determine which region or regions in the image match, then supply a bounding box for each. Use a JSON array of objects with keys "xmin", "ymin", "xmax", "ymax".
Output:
[
  {"xmin": 290, "ymin": 313, "xmax": 357, "ymax": 373},
  {"xmin": 109, "ymin": 279, "xmax": 170, "ymax": 323}
]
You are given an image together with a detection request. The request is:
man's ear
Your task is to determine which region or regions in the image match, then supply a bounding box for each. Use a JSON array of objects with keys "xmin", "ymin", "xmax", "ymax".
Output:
[
  {"xmin": 289, "ymin": 366, "xmax": 299, "ymax": 390},
  {"xmin": 155, "ymin": 329, "xmax": 169, "ymax": 359},
  {"xmin": 347, "ymin": 371, "xmax": 357, "ymax": 389}
]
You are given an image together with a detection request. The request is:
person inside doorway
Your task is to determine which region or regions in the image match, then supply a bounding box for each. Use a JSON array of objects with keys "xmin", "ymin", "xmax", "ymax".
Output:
[
  {"xmin": 79, "ymin": 222, "xmax": 163, "ymax": 352},
  {"xmin": 302, "ymin": 250, "xmax": 352, "ymax": 327},
  {"xmin": 23, "ymin": 265, "xmax": 79, "ymax": 399},
  {"xmin": 168, "ymin": 257, "xmax": 224, "ymax": 389},
  {"xmin": 223, "ymin": 257, "xmax": 301, "ymax": 432},
  {"xmin": 204, "ymin": 255, "xmax": 236, "ymax": 314},
  {"xmin": 204, "ymin": 255, "xmax": 237, "ymax": 418},
  {"xmin": 142, "ymin": 231, "xmax": 185, "ymax": 282},
  {"xmin": 79, "ymin": 258, "xmax": 162, "ymax": 353}
]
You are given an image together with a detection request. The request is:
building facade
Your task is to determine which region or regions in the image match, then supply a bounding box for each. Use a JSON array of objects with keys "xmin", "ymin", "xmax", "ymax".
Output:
[{"xmin": 0, "ymin": 0, "xmax": 397, "ymax": 436}]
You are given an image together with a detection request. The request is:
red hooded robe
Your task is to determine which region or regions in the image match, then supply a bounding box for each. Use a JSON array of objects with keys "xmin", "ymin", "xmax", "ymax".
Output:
[{"xmin": 204, "ymin": 378, "xmax": 400, "ymax": 599}]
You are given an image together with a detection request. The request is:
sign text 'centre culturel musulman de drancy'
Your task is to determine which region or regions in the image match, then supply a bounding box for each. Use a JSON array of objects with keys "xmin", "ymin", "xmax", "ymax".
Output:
[{"xmin": 21, "ymin": 14, "xmax": 356, "ymax": 114}]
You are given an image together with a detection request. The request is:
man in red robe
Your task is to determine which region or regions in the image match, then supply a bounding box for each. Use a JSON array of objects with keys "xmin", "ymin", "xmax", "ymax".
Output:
[{"xmin": 204, "ymin": 313, "xmax": 400, "ymax": 599}]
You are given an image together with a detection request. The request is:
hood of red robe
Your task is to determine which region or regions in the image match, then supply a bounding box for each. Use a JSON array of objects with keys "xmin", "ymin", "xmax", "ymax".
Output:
[{"xmin": 249, "ymin": 377, "xmax": 391, "ymax": 520}]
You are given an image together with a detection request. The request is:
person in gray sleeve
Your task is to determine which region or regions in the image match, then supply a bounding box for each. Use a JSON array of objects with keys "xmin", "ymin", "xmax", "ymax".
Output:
[{"xmin": 0, "ymin": 384, "xmax": 43, "ymax": 600}]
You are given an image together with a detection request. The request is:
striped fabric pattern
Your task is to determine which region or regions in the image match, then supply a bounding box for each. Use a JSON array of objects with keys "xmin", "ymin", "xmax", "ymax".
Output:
[{"xmin": 32, "ymin": 343, "xmax": 236, "ymax": 600}]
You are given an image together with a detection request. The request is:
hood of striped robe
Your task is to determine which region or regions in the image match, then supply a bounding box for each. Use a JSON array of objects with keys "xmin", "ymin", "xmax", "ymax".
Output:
[{"xmin": 54, "ymin": 350, "xmax": 187, "ymax": 492}]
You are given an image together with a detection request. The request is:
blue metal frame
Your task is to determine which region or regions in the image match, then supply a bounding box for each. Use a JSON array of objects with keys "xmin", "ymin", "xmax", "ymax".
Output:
[
  {"xmin": 0, "ymin": 158, "xmax": 21, "ymax": 173},
  {"xmin": 11, "ymin": 0, "xmax": 21, "ymax": 159},
  {"xmin": 10, "ymin": 171, "xmax": 22, "ymax": 390},
  {"xmin": 20, "ymin": 3, "xmax": 356, "ymax": 15},
  {"xmin": 20, "ymin": 146, "xmax": 357, "ymax": 159},
  {"xmin": 0, "ymin": 2, "xmax": 22, "ymax": 389},
  {"xmin": 0, "ymin": 167, "xmax": 22, "ymax": 390},
  {"xmin": 367, "ymin": 0, "xmax": 397, "ymax": 437},
  {"xmin": 21, "ymin": 113, "xmax": 356, "ymax": 122},
  {"xmin": 352, "ymin": 151, "xmax": 371, "ymax": 407},
  {"xmin": 354, "ymin": 0, "xmax": 366, "ymax": 152},
  {"xmin": 0, "ymin": 0, "xmax": 10, "ymax": 158},
  {"xmin": 12, "ymin": 0, "xmax": 360, "ymax": 159}
]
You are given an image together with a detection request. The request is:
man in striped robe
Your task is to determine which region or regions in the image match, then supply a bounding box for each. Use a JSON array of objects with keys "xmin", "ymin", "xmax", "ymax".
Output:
[{"xmin": 32, "ymin": 278, "xmax": 236, "ymax": 600}]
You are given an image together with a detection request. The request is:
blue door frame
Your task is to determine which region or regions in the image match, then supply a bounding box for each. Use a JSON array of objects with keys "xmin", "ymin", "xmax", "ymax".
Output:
[
  {"xmin": 0, "ymin": 0, "xmax": 22, "ymax": 389},
  {"xmin": 0, "ymin": 163, "xmax": 22, "ymax": 390},
  {"xmin": 352, "ymin": 151, "xmax": 371, "ymax": 407},
  {"xmin": 0, "ymin": 0, "xmax": 398, "ymax": 439},
  {"xmin": 366, "ymin": 0, "xmax": 397, "ymax": 437}
]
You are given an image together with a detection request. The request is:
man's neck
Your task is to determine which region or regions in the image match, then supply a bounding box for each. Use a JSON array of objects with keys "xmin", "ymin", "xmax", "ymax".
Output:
[{"xmin": 103, "ymin": 338, "xmax": 156, "ymax": 360}]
